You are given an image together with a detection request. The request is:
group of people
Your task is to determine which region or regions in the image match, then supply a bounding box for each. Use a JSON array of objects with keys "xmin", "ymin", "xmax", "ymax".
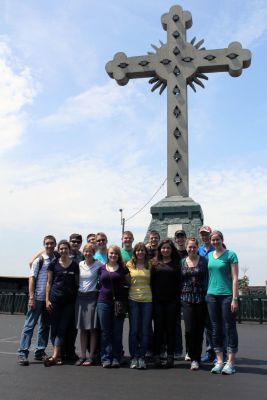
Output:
[{"xmin": 17, "ymin": 226, "xmax": 239, "ymax": 375}]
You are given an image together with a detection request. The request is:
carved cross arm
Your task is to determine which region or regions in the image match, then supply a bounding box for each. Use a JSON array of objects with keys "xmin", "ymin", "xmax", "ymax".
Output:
[{"xmin": 105, "ymin": 52, "xmax": 156, "ymax": 86}]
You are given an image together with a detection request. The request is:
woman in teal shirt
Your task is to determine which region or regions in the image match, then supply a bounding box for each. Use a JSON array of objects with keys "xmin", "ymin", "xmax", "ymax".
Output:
[{"xmin": 206, "ymin": 231, "xmax": 239, "ymax": 375}]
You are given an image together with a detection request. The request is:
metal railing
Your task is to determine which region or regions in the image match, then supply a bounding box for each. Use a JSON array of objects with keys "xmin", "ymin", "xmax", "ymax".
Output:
[
  {"xmin": 0, "ymin": 292, "xmax": 28, "ymax": 315},
  {"xmin": 237, "ymin": 296, "xmax": 267, "ymax": 324},
  {"xmin": 0, "ymin": 292, "xmax": 266, "ymax": 323}
]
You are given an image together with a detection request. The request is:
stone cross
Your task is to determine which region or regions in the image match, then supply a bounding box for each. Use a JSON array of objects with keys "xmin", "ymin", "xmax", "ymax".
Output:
[{"xmin": 106, "ymin": 5, "xmax": 251, "ymax": 197}]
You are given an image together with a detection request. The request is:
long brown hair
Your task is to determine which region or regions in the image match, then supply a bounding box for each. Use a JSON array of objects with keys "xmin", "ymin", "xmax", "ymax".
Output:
[{"xmin": 131, "ymin": 242, "xmax": 149, "ymax": 269}]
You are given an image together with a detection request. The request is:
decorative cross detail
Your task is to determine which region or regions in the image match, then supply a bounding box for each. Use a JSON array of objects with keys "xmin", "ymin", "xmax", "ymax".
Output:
[{"xmin": 106, "ymin": 5, "xmax": 251, "ymax": 197}]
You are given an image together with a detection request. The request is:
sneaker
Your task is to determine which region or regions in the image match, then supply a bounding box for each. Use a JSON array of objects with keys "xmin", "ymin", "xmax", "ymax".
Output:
[
  {"xmin": 34, "ymin": 352, "xmax": 48, "ymax": 361},
  {"xmin": 102, "ymin": 360, "xmax": 111, "ymax": 368},
  {"xmin": 111, "ymin": 359, "xmax": 120, "ymax": 368},
  {"xmin": 211, "ymin": 362, "xmax": 224, "ymax": 374},
  {"xmin": 222, "ymin": 363, "xmax": 236, "ymax": 375},
  {"xmin": 174, "ymin": 352, "xmax": 182, "ymax": 360},
  {"xmin": 185, "ymin": 353, "xmax": 191, "ymax": 361},
  {"xmin": 160, "ymin": 351, "xmax": 167, "ymax": 360},
  {"xmin": 130, "ymin": 358, "xmax": 139, "ymax": 369},
  {"xmin": 190, "ymin": 361, "xmax": 199, "ymax": 370},
  {"xmin": 138, "ymin": 358, "xmax": 146, "ymax": 370},
  {"xmin": 18, "ymin": 355, "xmax": 29, "ymax": 366},
  {"xmin": 201, "ymin": 353, "xmax": 212, "ymax": 363},
  {"xmin": 145, "ymin": 351, "xmax": 153, "ymax": 358}
]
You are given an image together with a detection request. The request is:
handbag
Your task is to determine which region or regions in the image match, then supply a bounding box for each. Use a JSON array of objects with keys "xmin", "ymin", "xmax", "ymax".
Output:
[{"xmin": 108, "ymin": 269, "xmax": 128, "ymax": 318}]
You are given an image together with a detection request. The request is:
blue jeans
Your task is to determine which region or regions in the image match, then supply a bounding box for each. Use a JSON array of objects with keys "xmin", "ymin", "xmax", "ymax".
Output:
[
  {"xmin": 97, "ymin": 302, "xmax": 124, "ymax": 362},
  {"xmin": 206, "ymin": 295, "xmax": 238, "ymax": 354},
  {"xmin": 50, "ymin": 302, "xmax": 75, "ymax": 347},
  {"xmin": 17, "ymin": 300, "xmax": 50, "ymax": 358},
  {"xmin": 128, "ymin": 300, "xmax": 152, "ymax": 358}
]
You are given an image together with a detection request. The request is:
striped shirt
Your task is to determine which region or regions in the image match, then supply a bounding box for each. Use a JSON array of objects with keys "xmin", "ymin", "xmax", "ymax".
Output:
[
  {"xmin": 127, "ymin": 261, "xmax": 152, "ymax": 302},
  {"xmin": 30, "ymin": 253, "xmax": 56, "ymax": 301}
]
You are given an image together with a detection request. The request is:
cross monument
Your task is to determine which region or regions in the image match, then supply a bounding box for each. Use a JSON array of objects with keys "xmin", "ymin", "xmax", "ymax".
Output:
[{"xmin": 106, "ymin": 5, "xmax": 251, "ymax": 238}]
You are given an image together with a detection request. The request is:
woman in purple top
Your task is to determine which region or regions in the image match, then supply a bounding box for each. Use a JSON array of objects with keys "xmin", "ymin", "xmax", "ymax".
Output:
[{"xmin": 97, "ymin": 245, "xmax": 130, "ymax": 368}]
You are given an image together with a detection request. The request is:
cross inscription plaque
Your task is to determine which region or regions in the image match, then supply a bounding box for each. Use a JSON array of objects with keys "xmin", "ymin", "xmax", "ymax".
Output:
[{"xmin": 106, "ymin": 5, "xmax": 251, "ymax": 197}]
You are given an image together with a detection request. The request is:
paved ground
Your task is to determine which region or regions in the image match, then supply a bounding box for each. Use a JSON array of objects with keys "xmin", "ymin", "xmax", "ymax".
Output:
[{"xmin": 0, "ymin": 314, "xmax": 266, "ymax": 400}]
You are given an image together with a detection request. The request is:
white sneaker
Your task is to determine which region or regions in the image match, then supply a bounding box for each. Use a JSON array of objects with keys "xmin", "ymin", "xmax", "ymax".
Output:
[
  {"xmin": 138, "ymin": 358, "xmax": 146, "ymax": 369},
  {"xmin": 130, "ymin": 358, "xmax": 139, "ymax": 369},
  {"xmin": 190, "ymin": 361, "xmax": 199, "ymax": 370},
  {"xmin": 185, "ymin": 353, "xmax": 191, "ymax": 361}
]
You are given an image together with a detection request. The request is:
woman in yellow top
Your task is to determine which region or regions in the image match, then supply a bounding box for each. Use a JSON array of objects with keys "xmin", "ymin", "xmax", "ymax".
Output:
[{"xmin": 127, "ymin": 242, "xmax": 152, "ymax": 370}]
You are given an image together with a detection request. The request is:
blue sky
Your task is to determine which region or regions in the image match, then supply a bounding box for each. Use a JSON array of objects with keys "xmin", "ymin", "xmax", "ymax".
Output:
[{"xmin": 0, "ymin": 0, "xmax": 266, "ymax": 285}]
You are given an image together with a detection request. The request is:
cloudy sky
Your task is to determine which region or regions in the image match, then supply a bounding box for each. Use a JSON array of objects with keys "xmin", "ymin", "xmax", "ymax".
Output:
[{"xmin": 0, "ymin": 0, "xmax": 266, "ymax": 285}]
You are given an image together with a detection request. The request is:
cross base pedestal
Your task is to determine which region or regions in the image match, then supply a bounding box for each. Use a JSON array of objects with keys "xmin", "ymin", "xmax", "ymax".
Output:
[{"xmin": 145, "ymin": 196, "xmax": 204, "ymax": 241}]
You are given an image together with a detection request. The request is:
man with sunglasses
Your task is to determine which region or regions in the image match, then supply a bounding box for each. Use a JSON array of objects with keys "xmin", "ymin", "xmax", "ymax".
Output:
[{"xmin": 69, "ymin": 233, "xmax": 84, "ymax": 263}]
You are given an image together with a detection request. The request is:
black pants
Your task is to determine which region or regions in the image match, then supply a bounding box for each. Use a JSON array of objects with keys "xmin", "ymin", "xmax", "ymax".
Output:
[
  {"xmin": 153, "ymin": 300, "xmax": 179, "ymax": 356},
  {"xmin": 182, "ymin": 301, "xmax": 206, "ymax": 362}
]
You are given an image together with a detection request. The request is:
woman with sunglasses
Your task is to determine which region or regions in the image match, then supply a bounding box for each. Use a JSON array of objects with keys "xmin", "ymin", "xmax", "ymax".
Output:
[
  {"xmin": 206, "ymin": 231, "xmax": 239, "ymax": 375},
  {"xmin": 94, "ymin": 232, "xmax": 108, "ymax": 264},
  {"xmin": 97, "ymin": 245, "xmax": 130, "ymax": 368}
]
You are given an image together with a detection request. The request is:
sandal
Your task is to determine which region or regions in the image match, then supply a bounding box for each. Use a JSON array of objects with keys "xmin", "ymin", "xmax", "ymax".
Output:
[
  {"xmin": 82, "ymin": 358, "xmax": 94, "ymax": 366},
  {"xmin": 75, "ymin": 357, "xmax": 86, "ymax": 366},
  {"xmin": 44, "ymin": 357, "xmax": 56, "ymax": 367}
]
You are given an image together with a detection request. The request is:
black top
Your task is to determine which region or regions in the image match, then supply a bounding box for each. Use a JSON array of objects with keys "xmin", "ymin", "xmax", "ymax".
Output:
[
  {"xmin": 48, "ymin": 260, "xmax": 79, "ymax": 304},
  {"xmin": 181, "ymin": 256, "xmax": 208, "ymax": 303},
  {"xmin": 150, "ymin": 260, "xmax": 181, "ymax": 302}
]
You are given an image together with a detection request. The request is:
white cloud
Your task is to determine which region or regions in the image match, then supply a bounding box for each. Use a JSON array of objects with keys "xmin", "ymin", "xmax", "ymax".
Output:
[
  {"xmin": 40, "ymin": 80, "xmax": 146, "ymax": 126},
  {"xmin": 0, "ymin": 36, "xmax": 38, "ymax": 152}
]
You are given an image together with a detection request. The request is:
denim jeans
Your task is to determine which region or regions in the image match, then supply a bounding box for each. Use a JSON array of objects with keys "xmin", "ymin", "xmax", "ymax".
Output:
[
  {"xmin": 17, "ymin": 300, "xmax": 50, "ymax": 358},
  {"xmin": 50, "ymin": 302, "xmax": 75, "ymax": 347},
  {"xmin": 206, "ymin": 294, "xmax": 238, "ymax": 354},
  {"xmin": 97, "ymin": 302, "xmax": 124, "ymax": 362},
  {"xmin": 128, "ymin": 300, "xmax": 152, "ymax": 358}
]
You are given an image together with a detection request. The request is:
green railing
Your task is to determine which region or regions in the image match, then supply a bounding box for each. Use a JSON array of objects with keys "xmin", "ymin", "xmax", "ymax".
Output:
[
  {"xmin": 237, "ymin": 296, "xmax": 267, "ymax": 324},
  {"xmin": 0, "ymin": 292, "xmax": 266, "ymax": 323},
  {"xmin": 0, "ymin": 291, "xmax": 28, "ymax": 315}
]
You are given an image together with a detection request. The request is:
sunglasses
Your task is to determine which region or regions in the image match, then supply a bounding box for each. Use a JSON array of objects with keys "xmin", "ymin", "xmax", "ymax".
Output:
[{"xmin": 96, "ymin": 239, "xmax": 106, "ymax": 243}]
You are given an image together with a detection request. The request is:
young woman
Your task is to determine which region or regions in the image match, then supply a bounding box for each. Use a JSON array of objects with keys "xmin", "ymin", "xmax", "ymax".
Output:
[
  {"xmin": 206, "ymin": 230, "xmax": 239, "ymax": 375},
  {"xmin": 127, "ymin": 242, "xmax": 152, "ymax": 369},
  {"xmin": 181, "ymin": 237, "xmax": 208, "ymax": 370},
  {"xmin": 75, "ymin": 243, "xmax": 102, "ymax": 366},
  {"xmin": 45, "ymin": 240, "xmax": 79, "ymax": 366},
  {"xmin": 151, "ymin": 239, "xmax": 181, "ymax": 368},
  {"xmin": 97, "ymin": 245, "xmax": 130, "ymax": 368}
]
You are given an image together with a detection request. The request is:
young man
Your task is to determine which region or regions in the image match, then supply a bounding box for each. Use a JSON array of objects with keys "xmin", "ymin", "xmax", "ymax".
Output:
[
  {"xmin": 198, "ymin": 226, "xmax": 214, "ymax": 257},
  {"xmin": 174, "ymin": 230, "xmax": 188, "ymax": 258},
  {"xmin": 120, "ymin": 231, "xmax": 134, "ymax": 263},
  {"xmin": 69, "ymin": 233, "xmax": 84, "ymax": 263},
  {"xmin": 94, "ymin": 232, "xmax": 108, "ymax": 263},
  {"xmin": 17, "ymin": 235, "xmax": 57, "ymax": 365},
  {"xmin": 146, "ymin": 230, "xmax": 160, "ymax": 259},
  {"xmin": 87, "ymin": 233, "xmax": 96, "ymax": 246}
]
